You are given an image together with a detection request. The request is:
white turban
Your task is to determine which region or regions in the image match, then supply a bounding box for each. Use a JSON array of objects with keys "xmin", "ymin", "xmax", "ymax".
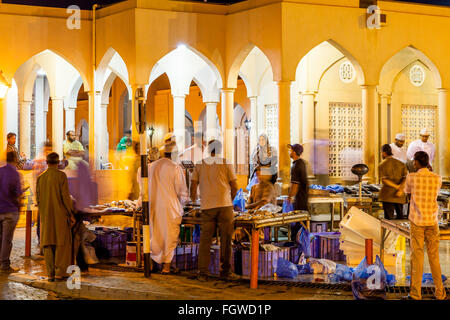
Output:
[
  {"xmin": 420, "ymin": 128, "xmax": 430, "ymax": 136},
  {"xmin": 395, "ymin": 133, "xmax": 405, "ymax": 141}
]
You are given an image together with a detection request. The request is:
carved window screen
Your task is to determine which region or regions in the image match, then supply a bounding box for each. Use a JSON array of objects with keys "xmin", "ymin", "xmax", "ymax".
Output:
[
  {"xmin": 264, "ymin": 104, "xmax": 279, "ymax": 151},
  {"xmin": 401, "ymin": 104, "xmax": 436, "ymax": 147},
  {"xmin": 328, "ymin": 102, "xmax": 363, "ymax": 178}
]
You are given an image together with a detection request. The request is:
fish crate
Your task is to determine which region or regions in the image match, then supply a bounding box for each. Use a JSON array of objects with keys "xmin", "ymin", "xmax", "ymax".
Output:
[
  {"xmin": 274, "ymin": 241, "xmax": 300, "ymax": 264},
  {"xmin": 208, "ymin": 245, "xmax": 238, "ymax": 275},
  {"xmin": 310, "ymin": 232, "xmax": 346, "ymax": 261},
  {"xmin": 241, "ymin": 247, "xmax": 290, "ymax": 279},
  {"xmin": 153, "ymin": 242, "xmax": 199, "ymax": 271}
]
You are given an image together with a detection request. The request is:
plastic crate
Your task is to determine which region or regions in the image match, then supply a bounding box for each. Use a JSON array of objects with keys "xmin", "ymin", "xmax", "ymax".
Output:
[
  {"xmin": 208, "ymin": 245, "xmax": 237, "ymax": 275},
  {"xmin": 93, "ymin": 229, "xmax": 127, "ymax": 258},
  {"xmin": 241, "ymin": 247, "xmax": 289, "ymax": 278}
]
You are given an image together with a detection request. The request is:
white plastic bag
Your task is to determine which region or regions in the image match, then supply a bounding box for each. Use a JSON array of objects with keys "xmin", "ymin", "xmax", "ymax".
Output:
[{"xmin": 308, "ymin": 258, "xmax": 336, "ymax": 274}]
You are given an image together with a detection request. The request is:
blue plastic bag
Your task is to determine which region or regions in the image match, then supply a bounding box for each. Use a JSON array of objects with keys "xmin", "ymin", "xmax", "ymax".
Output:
[
  {"xmin": 232, "ymin": 189, "xmax": 246, "ymax": 211},
  {"xmin": 295, "ymin": 227, "xmax": 311, "ymax": 258},
  {"xmin": 332, "ymin": 264, "xmax": 353, "ymax": 282},
  {"xmin": 325, "ymin": 184, "xmax": 345, "ymax": 193},
  {"xmin": 351, "ymin": 256, "xmax": 387, "ymax": 300},
  {"xmin": 276, "ymin": 258, "xmax": 299, "ymax": 279},
  {"xmin": 246, "ymin": 175, "xmax": 259, "ymax": 192},
  {"xmin": 282, "ymin": 199, "xmax": 294, "ymax": 213},
  {"xmin": 310, "ymin": 184, "xmax": 327, "ymax": 190}
]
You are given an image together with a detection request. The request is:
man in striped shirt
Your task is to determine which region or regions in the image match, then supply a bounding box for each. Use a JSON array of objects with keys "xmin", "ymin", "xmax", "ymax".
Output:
[
  {"xmin": 6, "ymin": 133, "xmax": 26, "ymax": 170},
  {"xmin": 404, "ymin": 151, "xmax": 446, "ymax": 300}
]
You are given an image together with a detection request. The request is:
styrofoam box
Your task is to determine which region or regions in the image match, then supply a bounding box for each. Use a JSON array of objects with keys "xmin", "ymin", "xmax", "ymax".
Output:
[{"xmin": 339, "ymin": 206, "xmax": 398, "ymax": 251}]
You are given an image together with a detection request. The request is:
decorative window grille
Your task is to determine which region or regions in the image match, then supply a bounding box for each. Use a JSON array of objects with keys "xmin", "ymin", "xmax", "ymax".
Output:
[
  {"xmin": 401, "ymin": 104, "xmax": 436, "ymax": 147},
  {"xmin": 328, "ymin": 102, "xmax": 363, "ymax": 178},
  {"xmin": 264, "ymin": 104, "xmax": 278, "ymax": 149},
  {"xmin": 409, "ymin": 65, "xmax": 425, "ymax": 87},
  {"xmin": 339, "ymin": 61, "xmax": 356, "ymax": 83}
]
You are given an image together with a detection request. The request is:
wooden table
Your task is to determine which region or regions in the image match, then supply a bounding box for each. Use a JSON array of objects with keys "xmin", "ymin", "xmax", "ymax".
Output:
[
  {"xmin": 182, "ymin": 211, "xmax": 310, "ymax": 289},
  {"xmin": 380, "ymin": 218, "xmax": 450, "ymax": 263},
  {"xmin": 308, "ymin": 196, "xmax": 345, "ymax": 231}
]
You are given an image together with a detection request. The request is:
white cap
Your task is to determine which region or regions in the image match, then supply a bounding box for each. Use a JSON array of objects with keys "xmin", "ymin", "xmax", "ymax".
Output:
[
  {"xmin": 395, "ymin": 133, "xmax": 405, "ymax": 141},
  {"xmin": 420, "ymin": 128, "xmax": 430, "ymax": 136}
]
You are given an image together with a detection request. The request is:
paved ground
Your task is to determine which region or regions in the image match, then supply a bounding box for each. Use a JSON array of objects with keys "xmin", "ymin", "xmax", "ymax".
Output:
[{"xmin": 3, "ymin": 226, "xmax": 445, "ymax": 300}]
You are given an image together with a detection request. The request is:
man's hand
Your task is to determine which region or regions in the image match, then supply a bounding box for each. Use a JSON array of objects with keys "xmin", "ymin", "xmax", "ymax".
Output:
[
  {"xmin": 20, "ymin": 152, "xmax": 26, "ymax": 159},
  {"xmin": 70, "ymin": 215, "xmax": 76, "ymax": 227},
  {"xmin": 395, "ymin": 189, "xmax": 404, "ymax": 198}
]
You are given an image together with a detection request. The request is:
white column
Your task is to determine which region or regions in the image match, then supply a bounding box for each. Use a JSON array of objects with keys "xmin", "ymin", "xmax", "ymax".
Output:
[
  {"xmin": 51, "ymin": 97, "xmax": 65, "ymax": 158},
  {"xmin": 379, "ymin": 93, "xmax": 391, "ymax": 146},
  {"xmin": 361, "ymin": 85, "xmax": 379, "ymax": 182},
  {"xmin": 438, "ymin": 88, "xmax": 450, "ymax": 179},
  {"xmin": 65, "ymin": 106, "xmax": 76, "ymax": 133},
  {"xmin": 35, "ymin": 75, "xmax": 45, "ymax": 153},
  {"xmin": 173, "ymin": 94, "xmax": 186, "ymax": 152},
  {"xmin": 205, "ymin": 102, "xmax": 218, "ymax": 142},
  {"xmin": 19, "ymin": 100, "xmax": 32, "ymax": 158},
  {"xmin": 0, "ymin": 94, "xmax": 8, "ymax": 163},
  {"xmin": 99, "ymin": 103, "xmax": 109, "ymax": 164},
  {"xmin": 301, "ymin": 92, "xmax": 315, "ymax": 175},
  {"xmin": 221, "ymin": 89, "xmax": 235, "ymax": 163},
  {"xmin": 277, "ymin": 81, "xmax": 292, "ymax": 191},
  {"xmin": 249, "ymin": 96, "xmax": 258, "ymax": 154}
]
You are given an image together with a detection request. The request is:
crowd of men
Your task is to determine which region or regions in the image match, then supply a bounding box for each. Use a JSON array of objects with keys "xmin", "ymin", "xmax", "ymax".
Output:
[{"xmin": 0, "ymin": 127, "xmax": 446, "ymax": 299}]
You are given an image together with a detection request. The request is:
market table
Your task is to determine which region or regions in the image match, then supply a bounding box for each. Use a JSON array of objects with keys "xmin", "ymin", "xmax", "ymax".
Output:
[
  {"xmin": 380, "ymin": 218, "xmax": 450, "ymax": 264},
  {"xmin": 182, "ymin": 210, "xmax": 310, "ymax": 289}
]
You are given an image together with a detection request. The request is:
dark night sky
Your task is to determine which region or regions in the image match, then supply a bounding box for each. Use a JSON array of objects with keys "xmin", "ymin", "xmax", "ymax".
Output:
[{"xmin": 2, "ymin": 0, "xmax": 450, "ymax": 10}]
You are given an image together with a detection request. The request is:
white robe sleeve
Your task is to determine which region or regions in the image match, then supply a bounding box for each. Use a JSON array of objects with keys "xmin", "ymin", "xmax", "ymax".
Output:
[
  {"xmin": 406, "ymin": 141, "xmax": 418, "ymax": 160},
  {"xmin": 175, "ymin": 165, "xmax": 189, "ymax": 208}
]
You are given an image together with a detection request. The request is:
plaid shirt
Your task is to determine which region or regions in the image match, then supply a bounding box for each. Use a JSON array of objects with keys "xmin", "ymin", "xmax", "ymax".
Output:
[
  {"xmin": 7, "ymin": 143, "xmax": 25, "ymax": 170},
  {"xmin": 404, "ymin": 168, "xmax": 441, "ymax": 226}
]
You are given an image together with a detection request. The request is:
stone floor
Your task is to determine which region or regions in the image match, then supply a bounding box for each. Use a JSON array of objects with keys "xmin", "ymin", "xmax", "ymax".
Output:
[{"xmin": 3, "ymin": 226, "xmax": 450, "ymax": 300}]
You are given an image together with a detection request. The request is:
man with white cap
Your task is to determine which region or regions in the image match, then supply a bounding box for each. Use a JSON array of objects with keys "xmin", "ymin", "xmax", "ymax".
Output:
[
  {"xmin": 406, "ymin": 128, "xmax": 436, "ymax": 165},
  {"xmin": 390, "ymin": 133, "xmax": 407, "ymax": 163}
]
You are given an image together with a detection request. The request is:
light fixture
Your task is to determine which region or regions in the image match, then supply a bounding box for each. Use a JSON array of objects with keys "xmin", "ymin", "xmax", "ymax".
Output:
[
  {"xmin": 244, "ymin": 118, "xmax": 252, "ymax": 131},
  {"xmin": 148, "ymin": 126, "xmax": 155, "ymax": 137},
  {"xmin": 177, "ymin": 44, "xmax": 187, "ymax": 51},
  {"xmin": 37, "ymin": 69, "xmax": 46, "ymax": 76}
]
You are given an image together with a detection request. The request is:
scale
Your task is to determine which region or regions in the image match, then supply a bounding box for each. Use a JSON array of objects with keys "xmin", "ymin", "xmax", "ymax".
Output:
[{"xmin": 351, "ymin": 163, "xmax": 369, "ymax": 203}]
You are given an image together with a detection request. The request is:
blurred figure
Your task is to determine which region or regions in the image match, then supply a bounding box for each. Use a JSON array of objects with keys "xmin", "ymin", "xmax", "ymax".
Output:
[
  {"xmin": 179, "ymin": 132, "xmax": 205, "ymax": 164},
  {"xmin": 148, "ymin": 141, "xmax": 188, "ymax": 274},
  {"xmin": 128, "ymin": 142, "xmax": 141, "ymax": 200},
  {"xmin": 0, "ymin": 152, "xmax": 23, "ymax": 272},
  {"xmin": 63, "ymin": 130, "xmax": 85, "ymax": 171},
  {"xmin": 250, "ymin": 134, "xmax": 278, "ymax": 180},
  {"xmin": 378, "ymin": 144, "xmax": 407, "ymax": 220},
  {"xmin": 36, "ymin": 152, "xmax": 75, "ymax": 282},
  {"xmin": 6, "ymin": 132, "xmax": 26, "ymax": 170},
  {"xmin": 116, "ymin": 130, "xmax": 132, "ymax": 152},
  {"xmin": 407, "ymin": 128, "xmax": 435, "ymax": 171},
  {"xmin": 390, "ymin": 133, "xmax": 407, "ymax": 164},
  {"xmin": 287, "ymin": 144, "xmax": 309, "ymax": 241},
  {"xmin": 137, "ymin": 147, "xmax": 161, "ymax": 207},
  {"xmin": 339, "ymin": 142, "xmax": 363, "ymax": 185},
  {"xmin": 246, "ymin": 166, "xmax": 276, "ymax": 210},
  {"xmin": 311, "ymin": 130, "xmax": 330, "ymax": 186},
  {"xmin": 404, "ymin": 151, "xmax": 445, "ymax": 300}
]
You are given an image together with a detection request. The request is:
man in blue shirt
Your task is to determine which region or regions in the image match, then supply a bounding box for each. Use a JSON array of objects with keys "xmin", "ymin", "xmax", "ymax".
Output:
[{"xmin": 0, "ymin": 151, "xmax": 23, "ymax": 272}]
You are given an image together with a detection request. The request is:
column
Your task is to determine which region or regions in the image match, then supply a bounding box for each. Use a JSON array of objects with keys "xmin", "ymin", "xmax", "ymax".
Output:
[
  {"xmin": 65, "ymin": 106, "xmax": 76, "ymax": 133},
  {"xmin": 379, "ymin": 93, "xmax": 391, "ymax": 146},
  {"xmin": 0, "ymin": 92, "xmax": 8, "ymax": 163},
  {"xmin": 88, "ymin": 91, "xmax": 101, "ymax": 169},
  {"xmin": 35, "ymin": 75, "xmax": 45, "ymax": 152},
  {"xmin": 130, "ymin": 86, "xmax": 139, "ymax": 143},
  {"xmin": 173, "ymin": 94, "xmax": 186, "ymax": 152},
  {"xmin": 51, "ymin": 97, "xmax": 65, "ymax": 158},
  {"xmin": 99, "ymin": 103, "xmax": 109, "ymax": 164},
  {"xmin": 221, "ymin": 89, "xmax": 235, "ymax": 163},
  {"xmin": 438, "ymin": 89, "xmax": 450, "ymax": 179},
  {"xmin": 205, "ymin": 102, "xmax": 218, "ymax": 142},
  {"xmin": 249, "ymin": 96, "xmax": 258, "ymax": 154},
  {"xmin": 277, "ymin": 81, "xmax": 292, "ymax": 192},
  {"xmin": 361, "ymin": 85, "xmax": 379, "ymax": 183},
  {"xmin": 301, "ymin": 92, "xmax": 315, "ymax": 176},
  {"xmin": 19, "ymin": 100, "xmax": 32, "ymax": 158}
]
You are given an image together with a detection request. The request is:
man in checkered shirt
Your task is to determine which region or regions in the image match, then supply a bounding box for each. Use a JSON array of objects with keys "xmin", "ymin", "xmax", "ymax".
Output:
[{"xmin": 404, "ymin": 151, "xmax": 446, "ymax": 300}]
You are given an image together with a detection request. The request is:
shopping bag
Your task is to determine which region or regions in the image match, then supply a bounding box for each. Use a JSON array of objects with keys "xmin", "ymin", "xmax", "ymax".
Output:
[
  {"xmin": 276, "ymin": 258, "xmax": 299, "ymax": 279},
  {"xmin": 295, "ymin": 227, "xmax": 311, "ymax": 258},
  {"xmin": 329, "ymin": 264, "xmax": 353, "ymax": 282},
  {"xmin": 232, "ymin": 189, "xmax": 246, "ymax": 211},
  {"xmin": 351, "ymin": 256, "xmax": 387, "ymax": 300},
  {"xmin": 282, "ymin": 199, "xmax": 294, "ymax": 213}
]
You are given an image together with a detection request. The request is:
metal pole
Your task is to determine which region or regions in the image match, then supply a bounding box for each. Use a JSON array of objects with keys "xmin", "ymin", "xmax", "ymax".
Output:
[
  {"xmin": 136, "ymin": 87, "xmax": 151, "ymax": 277},
  {"xmin": 365, "ymin": 238, "xmax": 373, "ymax": 265},
  {"xmin": 25, "ymin": 210, "xmax": 32, "ymax": 257}
]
